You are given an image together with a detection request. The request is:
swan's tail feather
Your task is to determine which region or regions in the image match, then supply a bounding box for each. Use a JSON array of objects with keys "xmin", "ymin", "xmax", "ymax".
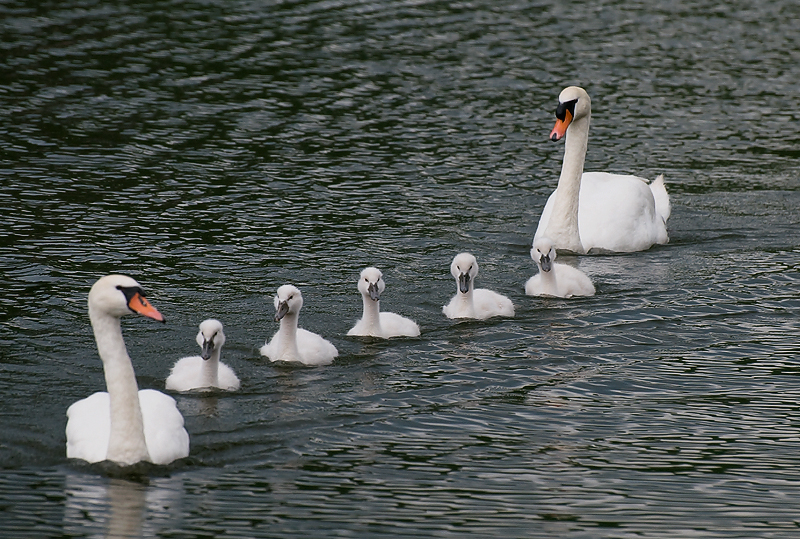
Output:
[{"xmin": 650, "ymin": 174, "xmax": 671, "ymax": 224}]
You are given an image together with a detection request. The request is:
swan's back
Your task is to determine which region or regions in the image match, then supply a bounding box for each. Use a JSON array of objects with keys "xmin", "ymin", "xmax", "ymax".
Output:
[
  {"xmin": 139, "ymin": 389, "xmax": 190, "ymax": 465},
  {"xmin": 525, "ymin": 263, "xmax": 595, "ymax": 298},
  {"xmin": 536, "ymin": 172, "xmax": 669, "ymax": 253},
  {"xmin": 378, "ymin": 312, "xmax": 421, "ymax": 338},
  {"xmin": 261, "ymin": 328, "xmax": 338, "ymax": 366},
  {"xmin": 66, "ymin": 389, "xmax": 189, "ymax": 465},
  {"xmin": 165, "ymin": 356, "xmax": 203, "ymax": 391},
  {"xmin": 166, "ymin": 356, "xmax": 241, "ymax": 391},
  {"xmin": 295, "ymin": 328, "xmax": 338, "ymax": 366},
  {"xmin": 472, "ymin": 289, "xmax": 515, "ymax": 319},
  {"xmin": 66, "ymin": 392, "xmax": 111, "ymax": 464}
]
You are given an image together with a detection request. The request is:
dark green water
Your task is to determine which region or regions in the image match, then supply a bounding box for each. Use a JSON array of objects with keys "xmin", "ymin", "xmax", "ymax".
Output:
[{"xmin": 1, "ymin": 0, "xmax": 799, "ymax": 536}]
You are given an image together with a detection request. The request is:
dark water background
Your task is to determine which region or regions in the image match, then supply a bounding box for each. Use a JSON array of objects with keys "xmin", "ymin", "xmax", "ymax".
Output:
[{"xmin": 1, "ymin": 0, "xmax": 799, "ymax": 536}]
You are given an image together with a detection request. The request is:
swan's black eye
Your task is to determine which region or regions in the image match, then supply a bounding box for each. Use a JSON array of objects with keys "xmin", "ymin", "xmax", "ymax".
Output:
[
  {"xmin": 117, "ymin": 285, "xmax": 146, "ymax": 302},
  {"xmin": 555, "ymin": 98, "xmax": 577, "ymax": 121}
]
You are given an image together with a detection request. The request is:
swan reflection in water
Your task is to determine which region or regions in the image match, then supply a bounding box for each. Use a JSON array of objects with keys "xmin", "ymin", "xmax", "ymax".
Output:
[{"xmin": 63, "ymin": 471, "xmax": 184, "ymax": 538}]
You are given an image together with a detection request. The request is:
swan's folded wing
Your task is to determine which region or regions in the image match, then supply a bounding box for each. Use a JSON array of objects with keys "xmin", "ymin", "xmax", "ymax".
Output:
[
  {"xmin": 296, "ymin": 328, "xmax": 338, "ymax": 365},
  {"xmin": 379, "ymin": 312, "xmax": 421, "ymax": 338},
  {"xmin": 139, "ymin": 389, "xmax": 190, "ymax": 465},
  {"xmin": 217, "ymin": 362, "xmax": 241, "ymax": 391},
  {"xmin": 66, "ymin": 392, "xmax": 110, "ymax": 463}
]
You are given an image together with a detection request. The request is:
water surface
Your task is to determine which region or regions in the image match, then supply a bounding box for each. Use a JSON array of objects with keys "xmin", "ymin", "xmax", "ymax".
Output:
[{"xmin": 1, "ymin": 0, "xmax": 799, "ymax": 537}]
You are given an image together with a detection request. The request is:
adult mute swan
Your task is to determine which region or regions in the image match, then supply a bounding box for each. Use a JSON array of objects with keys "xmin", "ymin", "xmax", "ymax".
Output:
[
  {"xmin": 525, "ymin": 237, "xmax": 595, "ymax": 298},
  {"xmin": 534, "ymin": 86, "xmax": 671, "ymax": 254},
  {"xmin": 166, "ymin": 319, "xmax": 240, "ymax": 392},
  {"xmin": 348, "ymin": 267, "xmax": 420, "ymax": 338},
  {"xmin": 443, "ymin": 253, "xmax": 515, "ymax": 320},
  {"xmin": 260, "ymin": 284, "xmax": 338, "ymax": 366},
  {"xmin": 66, "ymin": 275, "xmax": 190, "ymax": 466}
]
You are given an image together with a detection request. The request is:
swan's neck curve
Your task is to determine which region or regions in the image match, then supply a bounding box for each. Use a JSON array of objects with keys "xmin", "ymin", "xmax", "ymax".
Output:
[
  {"xmin": 537, "ymin": 266, "xmax": 559, "ymax": 294},
  {"xmin": 454, "ymin": 288, "xmax": 476, "ymax": 317},
  {"xmin": 89, "ymin": 308, "xmax": 150, "ymax": 465},
  {"xmin": 360, "ymin": 296, "xmax": 382, "ymax": 335},
  {"xmin": 276, "ymin": 313, "xmax": 302, "ymax": 361},
  {"xmin": 545, "ymin": 114, "xmax": 590, "ymax": 254}
]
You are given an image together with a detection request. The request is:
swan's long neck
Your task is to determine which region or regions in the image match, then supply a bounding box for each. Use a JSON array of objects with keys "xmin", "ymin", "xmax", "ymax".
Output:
[
  {"xmin": 276, "ymin": 313, "xmax": 302, "ymax": 362},
  {"xmin": 201, "ymin": 349, "xmax": 220, "ymax": 388},
  {"xmin": 545, "ymin": 114, "xmax": 590, "ymax": 254},
  {"xmin": 360, "ymin": 295, "xmax": 382, "ymax": 335},
  {"xmin": 455, "ymin": 287, "xmax": 476, "ymax": 317},
  {"xmin": 89, "ymin": 308, "xmax": 150, "ymax": 465},
  {"xmin": 537, "ymin": 266, "xmax": 559, "ymax": 294}
]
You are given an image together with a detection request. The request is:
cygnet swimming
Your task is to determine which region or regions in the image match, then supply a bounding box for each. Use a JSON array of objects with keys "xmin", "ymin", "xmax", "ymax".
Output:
[
  {"xmin": 348, "ymin": 267, "xmax": 420, "ymax": 338},
  {"xmin": 260, "ymin": 284, "xmax": 338, "ymax": 366},
  {"xmin": 525, "ymin": 237, "xmax": 595, "ymax": 298},
  {"xmin": 443, "ymin": 253, "xmax": 515, "ymax": 320},
  {"xmin": 166, "ymin": 319, "xmax": 240, "ymax": 392}
]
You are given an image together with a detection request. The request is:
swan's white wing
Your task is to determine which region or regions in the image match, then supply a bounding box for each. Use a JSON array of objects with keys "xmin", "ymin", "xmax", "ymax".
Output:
[
  {"xmin": 576, "ymin": 173, "xmax": 668, "ymax": 252},
  {"xmin": 473, "ymin": 289, "xmax": 515, "ymax": 319},
  {"xmin": 536, "ymin": 173, "xmax": 669, "ymax": 253},
  {"xmin": 555, "ymin": 263, "xmax": 595, "ymax": 297},
  {"xmin": 443, "ymin": 295, "xmax": 471, "ymax": 319},
  {"xmin": 165, "ymin": 355, "xmax": 204, "ymax": 392},
  {"xmin": 217, "ymin": 362, "xmax": 241, "ymax": 390},
  {"xmin": 296, "ymin": 328, "xmax": 338, "ymax": 366},
  {"xmin": 525, "ymin": 275, "xmax": 544, "ymax": 297},
  {"xmin": 379, "ymin": 312, "xmax": 421, "ymax": 338},
  {"xmin": 66, "ymin": 392, "xmax": 110, "ymax": 463},
  {"xmin": 347, "ymin": 318, "xmax": 371, "ymax": 336},
  {"xmin": 534, "ymin": 191, "xmax": 558, "ymax": 243},
  {"xmin": 259, "ymin": 333, "xmax": 279, "ymax": 360},
  {"xmin": 139, "ymin": 389, "xmax": 189, "ymax": 465}
]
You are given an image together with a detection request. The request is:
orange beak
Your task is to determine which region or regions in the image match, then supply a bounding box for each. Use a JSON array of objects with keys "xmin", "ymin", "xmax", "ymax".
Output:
[
  {"xmin": 127, "ymin": 292, "xmax": 165, "ymax": 323},
  {"xmin": 550, "ymin": 109, "xmax": 573, "ymax": 141}
]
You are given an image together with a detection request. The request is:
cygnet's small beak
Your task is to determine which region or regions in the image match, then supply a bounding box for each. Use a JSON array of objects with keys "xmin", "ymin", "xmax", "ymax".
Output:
[
  {"xmin": 539, "ymin": 253, "xmax": 552, "ymax": 273},
  {"xmin": 367, "ymin": 281, "xmax": 381, "ymax": 301},
  {"xmin": 275, "ymin": 300, "xmax": 290, "ymax": 321},
  {"xmin": 458, "ymin": 272, "xmax": 471, "ymax": 294},
  {"xmin": 200, "ymin": 337, "xmax": 214, "ymax": 361}
]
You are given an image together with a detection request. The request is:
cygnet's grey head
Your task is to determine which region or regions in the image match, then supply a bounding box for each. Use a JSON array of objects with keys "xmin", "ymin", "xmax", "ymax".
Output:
[
  {"xmin": 532, "ymin": 237, "xmax": 557, "ymax": 272},
  {"xmin": 274, "ymin": 284, "xmax": 303, "ymax": 321},
  {"xmin": 450, "ymin": 253, "xmax": 478, "ymax": 294},
  {"xmin": 358, "ymin": 267, "xmax": 385, "ymax": 301},
  {"xmin": 196, "ymin": 318, "xmax": 225, "ymax": 360}
]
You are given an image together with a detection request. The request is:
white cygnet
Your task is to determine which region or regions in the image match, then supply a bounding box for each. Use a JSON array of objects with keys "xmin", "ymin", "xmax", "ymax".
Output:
[
  {"xmin": 443, "ymin": 253, "xmax": 515, "ymax": 320},
  {"xmin": 166, "ymin": 319, "xmax": 240, "ymax": 392},
  {"xmin": 525, "ymin": 237, "xmax": 595, "ymax": 298},
  {"xmin": 260, "ymin": 284, "xmax": 338, "ymax": 366},
  {"xmin": 348, "ymin": 267, "xmax": 420, "ymax": 338}
]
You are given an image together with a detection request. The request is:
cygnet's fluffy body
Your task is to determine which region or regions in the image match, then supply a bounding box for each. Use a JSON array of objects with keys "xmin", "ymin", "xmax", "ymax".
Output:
[
  {"xmin": 348, "ymin": 267, "xmax": 420, "ymax": 338},
  {"xmin": 525, "ymin": 237, "xmax": 595, "ymax": 298},
  {"xmin": 443, "ymin": 253, "xmax": 515, "ymax": 320},
  {"xmin": 166, "ymin": 319, "xmax": 240, "ymax": 392},
  {"xmin": 260, "ymin": 284, "xmax": 338, "ymax": 366}
]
